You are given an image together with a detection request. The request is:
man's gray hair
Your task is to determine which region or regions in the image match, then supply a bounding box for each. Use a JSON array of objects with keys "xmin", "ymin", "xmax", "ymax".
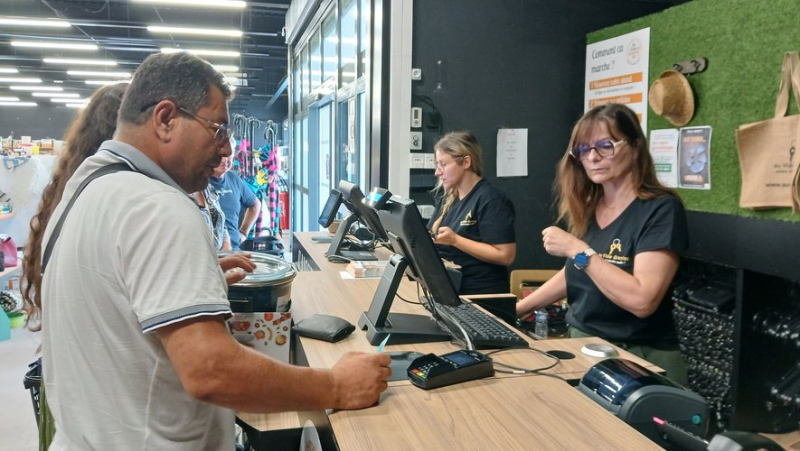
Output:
[{"xmin": 118, "ymin": 52, "xmax": 231, "ymax": 125}]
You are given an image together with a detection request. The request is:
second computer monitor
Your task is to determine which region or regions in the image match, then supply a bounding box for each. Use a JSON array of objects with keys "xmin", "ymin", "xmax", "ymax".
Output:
[
  {"xmin": 318, "ymin": 189, "xmax": 344, "ymax": 228},
  {"xmin": 339, "ymin": 180, "xmax": 389, "ymax": 242},
  {"xmin": 376, "ymin": 196, "xmax": 460, "ymax": 307}
]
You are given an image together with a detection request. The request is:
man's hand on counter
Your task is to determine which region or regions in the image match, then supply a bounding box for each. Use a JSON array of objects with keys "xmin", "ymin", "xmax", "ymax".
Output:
[{"xmin": 331, "ymin": 351, "xmax": 392, "ymax": 409}]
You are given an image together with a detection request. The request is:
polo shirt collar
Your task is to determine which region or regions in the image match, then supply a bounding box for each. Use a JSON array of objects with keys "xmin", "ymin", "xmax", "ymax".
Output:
[{"xmin": 97, "ymin": 139, "xmax": 187, "ymax": 194}]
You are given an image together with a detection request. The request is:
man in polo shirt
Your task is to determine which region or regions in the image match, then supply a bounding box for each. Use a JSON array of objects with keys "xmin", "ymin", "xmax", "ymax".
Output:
[{"xmin": 41, "ymin": 52, "xmax": 390, "ymax": 451}]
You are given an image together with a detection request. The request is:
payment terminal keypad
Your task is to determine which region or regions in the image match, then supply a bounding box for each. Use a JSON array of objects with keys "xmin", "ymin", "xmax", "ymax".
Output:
[{"xmin": 407, "ymin": 350, "xmax": 494, "ymax": 389}]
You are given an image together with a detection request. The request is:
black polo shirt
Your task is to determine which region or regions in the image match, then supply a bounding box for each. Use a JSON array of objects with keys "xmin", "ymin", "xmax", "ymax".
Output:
[
  {"xmin": 427, "ymin": 179, "xmax": 516, "ymax": 294},
  {"xmin": 565, "ymin": 195, "xmax": 688, "ymax": 347}
]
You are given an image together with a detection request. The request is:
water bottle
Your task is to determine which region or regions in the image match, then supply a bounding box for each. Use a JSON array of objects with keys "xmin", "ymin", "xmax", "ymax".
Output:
[{"xmin": 534, "ymin": 309, "xmax": 548, "ymax": 338}]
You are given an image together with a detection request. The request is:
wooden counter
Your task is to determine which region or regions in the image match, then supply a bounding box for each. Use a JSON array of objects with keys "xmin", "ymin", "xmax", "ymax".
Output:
[
  {"xmin": 288, "ymin": 232, "xmax": 661, "ymax": 382},
  {"xmin": 236, "ymin": 232, "xmax": 670, "ymax": 450},
  {"xmin": 329, "ymin": 376, "xmax": 661, "ymax": 451}
]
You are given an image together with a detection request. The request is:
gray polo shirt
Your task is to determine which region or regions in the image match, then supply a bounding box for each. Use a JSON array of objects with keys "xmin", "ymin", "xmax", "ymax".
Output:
[{"xmin": 42, "ymin": 140, "xmax": 233, "ymax": 450}]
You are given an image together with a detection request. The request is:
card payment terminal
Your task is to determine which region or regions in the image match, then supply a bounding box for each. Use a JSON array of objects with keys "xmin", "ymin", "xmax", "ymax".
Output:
[{"xmin": 407, "ymin": 350, "xmax": 494, "ymax": 390}]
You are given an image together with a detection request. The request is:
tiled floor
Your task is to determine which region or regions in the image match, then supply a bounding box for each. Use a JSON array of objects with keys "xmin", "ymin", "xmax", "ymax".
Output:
[{"xmin": 0, "ymin": 326, "xmax": 41, "ymax": 451}]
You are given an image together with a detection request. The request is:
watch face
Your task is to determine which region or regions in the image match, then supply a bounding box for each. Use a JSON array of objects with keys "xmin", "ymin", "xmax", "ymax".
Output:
[{"xmin": 574, "ymin": 252, "xmax": 589, "ymax": 269}]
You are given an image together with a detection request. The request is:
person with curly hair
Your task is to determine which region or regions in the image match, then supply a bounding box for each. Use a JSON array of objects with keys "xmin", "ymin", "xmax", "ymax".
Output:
[{"xmin": 21, "ymin": 83, "xmax": 128, "ymax": 328}]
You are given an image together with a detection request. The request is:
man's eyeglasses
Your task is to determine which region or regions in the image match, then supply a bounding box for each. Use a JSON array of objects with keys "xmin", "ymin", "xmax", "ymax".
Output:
[
  {"xmin": 570, "ymin": 138, "xmax": 625, "ymax": 160},
  {"xmin": 177, "ymin": 107, "xmax": 233, "ymax": 146}
]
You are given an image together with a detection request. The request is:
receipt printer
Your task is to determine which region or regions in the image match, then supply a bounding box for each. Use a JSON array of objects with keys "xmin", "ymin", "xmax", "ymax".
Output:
[{"xmin": 578, "ymin": 358, "xmax": 709, "ymax": 447}]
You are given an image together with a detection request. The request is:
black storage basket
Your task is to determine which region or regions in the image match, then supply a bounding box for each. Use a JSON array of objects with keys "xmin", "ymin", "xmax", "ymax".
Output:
[{"xmin": 23, "ymin": 357, "xmax": 42, "ymax": 428}]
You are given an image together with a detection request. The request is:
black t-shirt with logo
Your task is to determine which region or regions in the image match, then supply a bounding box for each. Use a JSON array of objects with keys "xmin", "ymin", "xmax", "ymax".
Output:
[
  {"xmin": 565, "ymin": 195, "xmax": 688, "ymax": 347},
  {"xmin": 427, "ymin": 179, "xmax": 516, "ymax": 295}
]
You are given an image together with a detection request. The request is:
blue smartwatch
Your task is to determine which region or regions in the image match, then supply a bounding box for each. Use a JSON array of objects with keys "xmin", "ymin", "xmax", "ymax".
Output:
[{"xmin": 573, "ymin": 248, "xmax": 597, "ymax": 270}]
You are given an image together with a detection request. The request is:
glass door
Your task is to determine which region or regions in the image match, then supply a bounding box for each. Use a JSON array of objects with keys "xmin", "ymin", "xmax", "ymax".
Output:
[
  {"xmin": 316, "ymin": 101, "xmax": 333, "ymax": 230},
  {"xmin": 337, "ymin": 98, "xmax": 358, "ymax": 185}
]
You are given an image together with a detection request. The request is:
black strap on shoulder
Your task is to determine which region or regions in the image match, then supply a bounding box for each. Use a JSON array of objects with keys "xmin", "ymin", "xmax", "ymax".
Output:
[{"xmin": 42, "ymin": 163, "xmax": 133, "ymax": 274}]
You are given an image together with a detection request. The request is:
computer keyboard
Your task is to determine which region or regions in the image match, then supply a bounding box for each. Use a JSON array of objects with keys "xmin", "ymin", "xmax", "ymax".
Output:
[{"xmin": 437, "ymin": 302, "xmax": 529, "ymax": 349}]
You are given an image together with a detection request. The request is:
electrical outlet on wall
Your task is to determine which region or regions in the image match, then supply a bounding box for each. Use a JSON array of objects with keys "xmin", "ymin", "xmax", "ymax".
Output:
[
  {"xmin": 411, "ymin": 107, "xmax": 422, "ymax": 128},
  {"xmin": 410, "ymin": 153, "xmax": 425, "ymax": 169},
  {"xmin": 411, "ymin": 68, "xmax": 422, "ymax": 81},
  {"xmin": 410, "ymin": 132, "xmax": 423, "ymax": 150},
  {"xmin": 424, "ymin": 153, "xmax": 436, "ymax": 169}
]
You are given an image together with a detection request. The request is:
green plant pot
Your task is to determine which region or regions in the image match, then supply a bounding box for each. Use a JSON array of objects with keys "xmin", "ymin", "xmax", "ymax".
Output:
[{"xmin": 7, "ymin": 312, "xmax": 25, "ymax": 329}]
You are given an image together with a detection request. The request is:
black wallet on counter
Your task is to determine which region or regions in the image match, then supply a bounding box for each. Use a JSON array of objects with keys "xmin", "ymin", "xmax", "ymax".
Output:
[{"xmin": 293, "ymin": 314, "xmax": 355, "ymax": 343}]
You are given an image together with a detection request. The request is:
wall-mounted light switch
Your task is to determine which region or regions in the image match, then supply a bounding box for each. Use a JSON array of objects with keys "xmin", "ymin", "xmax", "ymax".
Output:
[
  {"xmin": 411, "ymin": 107, "xmax": 422, "ymax": 128},
  {"xmin": 410, "ymin": 132, "xmax": 423, "ymax": 150}
]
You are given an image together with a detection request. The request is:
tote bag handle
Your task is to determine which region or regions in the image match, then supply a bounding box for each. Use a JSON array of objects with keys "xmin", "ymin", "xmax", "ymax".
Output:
[{"xmin": 774, "ymin": 51, "xmax": 800, "ymax": 119}]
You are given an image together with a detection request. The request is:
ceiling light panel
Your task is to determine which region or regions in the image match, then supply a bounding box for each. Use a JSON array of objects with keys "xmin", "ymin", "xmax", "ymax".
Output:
[
  {"xmin": 147, "ymin": 26, "xmax": 243, "ymax": 38},
  {"xmin": 0, "ymin": 68, "xmax": 19, "ymax": 74},
  {"xmin": 212, "ymin": 65, "xmax": 239, "ymax": 72},
  {"xmin": 51, "ymin": 98, "xmax": 85, "ymax": 103},
  {"xmin": 0, "ymin": 97, "xmax": 20, "ymax": 101},
  {"xmin": 161, "ymin": 48, "xmax": 240, "ymax": 57},
  {"xmin": 10, "ymin": 86, "xmax": 62, "ymax": 91},
  {"xmin": 67, "ymin": 71, "xmax": 131, "ymax": 78},
  {"xmin": 12, "ymin": 40, "xmax": 98, "ymax": 51},
  {"xmin": 32, "ymin": 92, "xmax": 80, "ymax": 98},
  {"xmin": 0, "ymin": 101, "xmax": 37, "ymax": 106},
  {"xmin": 0, "ymin": 77, "xmax": 42, "ymax": 83},
  {"xmin": 133, "ymin": 0, "xmax": 246, "ymax": 8},
  {"xmin": 44, "ymin": 58, "xmax": 117, "ymax": 66},
  {"xmin": 85, "ymin": 80, "xmax": 131, "ymax": 86},
  {"xmin": 0, "ymin": 17, "xmax": 70, "ymax": 28}
]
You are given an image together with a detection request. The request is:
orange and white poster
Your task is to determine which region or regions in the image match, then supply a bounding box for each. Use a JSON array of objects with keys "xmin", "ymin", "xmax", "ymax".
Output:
[{"xmin": 585, "ymin": 28, "xmax": 650, "ymax": 133}]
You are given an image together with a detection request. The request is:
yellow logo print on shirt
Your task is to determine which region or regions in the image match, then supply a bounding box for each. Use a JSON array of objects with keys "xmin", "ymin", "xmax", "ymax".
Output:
[
  {"xmin": 460, "ymin": 210, "xmax": 477, "ymax": 226},
  {"xmin": 599, "ymin": 238, "xmax": 630, "ymax": 266}
]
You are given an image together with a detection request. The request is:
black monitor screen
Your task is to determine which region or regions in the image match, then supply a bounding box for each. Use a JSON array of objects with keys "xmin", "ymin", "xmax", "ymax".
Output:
[
  {"xmin": 318, "ymin": 189, "xmax": 343, "ymax": 228},
  {"xmin": 339, "ymin": 180, "xmax": 389, "ymax": 242},
  {"xmin": 377, "ymin": 196, "xmax": 460, "ymax": 307}
]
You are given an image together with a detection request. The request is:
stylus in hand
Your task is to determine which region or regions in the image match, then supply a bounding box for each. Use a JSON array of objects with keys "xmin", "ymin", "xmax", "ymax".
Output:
[{"xmin": 377, "ymin": 334, "xmax": 391, "ymax": 353}]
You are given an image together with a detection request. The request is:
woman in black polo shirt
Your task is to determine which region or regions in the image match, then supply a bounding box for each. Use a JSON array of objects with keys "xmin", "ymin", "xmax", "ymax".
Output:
[
  {"xmin": 515, "ymin": 104, "xmax": 688, "ymax": 384},
  {"xmin": 428, "ymin": 131, "xmax": 517, "ymax": 295}
]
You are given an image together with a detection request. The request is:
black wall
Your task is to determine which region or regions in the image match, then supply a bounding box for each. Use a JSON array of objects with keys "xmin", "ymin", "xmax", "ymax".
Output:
[
  {"xmin": 0, "ymin": 105, "xmax": 78, "ymax": 140},
  {"xmin": 409, "ymin": 0, "xmax": 684, "ymax": 271}
]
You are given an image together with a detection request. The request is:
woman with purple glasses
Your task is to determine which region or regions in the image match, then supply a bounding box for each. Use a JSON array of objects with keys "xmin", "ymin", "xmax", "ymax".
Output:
[{"xmin": 516, "ymin": 103, "xmax": 688, "ymax": 384}]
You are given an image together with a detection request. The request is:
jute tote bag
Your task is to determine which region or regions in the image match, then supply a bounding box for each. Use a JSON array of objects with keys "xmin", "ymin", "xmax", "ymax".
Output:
[{"xmin": 736, "ymin": 51, "xmax": 800, "ymax": 209}]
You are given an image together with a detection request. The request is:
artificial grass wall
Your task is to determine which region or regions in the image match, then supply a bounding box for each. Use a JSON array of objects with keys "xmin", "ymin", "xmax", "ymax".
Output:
[{"xmin": 589, "ymin": 0, "xmax": 800, "ymax": 222}]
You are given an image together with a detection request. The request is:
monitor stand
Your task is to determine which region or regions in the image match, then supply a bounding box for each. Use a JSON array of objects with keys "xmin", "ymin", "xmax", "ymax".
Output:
[
  {"xmin": 326, "ymin": 213, "xmax": 357, "ymax": 258},
  {"xmin": 358, "ymin": 253, "xmax": 451, "ymax": 346}
]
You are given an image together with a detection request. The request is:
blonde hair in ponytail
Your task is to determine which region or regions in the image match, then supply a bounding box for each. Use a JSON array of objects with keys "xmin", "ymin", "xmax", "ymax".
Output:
[{"xmin": 430, "ymin": 131, "xmax": 483, "ymax": 233}]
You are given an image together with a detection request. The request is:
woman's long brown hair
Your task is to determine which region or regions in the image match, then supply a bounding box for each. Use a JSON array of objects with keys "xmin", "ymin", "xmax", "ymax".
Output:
[
  {"xmin": 555, "ymin": 103, "xmax": 677, "ymax": 237},
  {"xmin": 22, "ymin": 83, "xmax": 127, "ymax": 329}
]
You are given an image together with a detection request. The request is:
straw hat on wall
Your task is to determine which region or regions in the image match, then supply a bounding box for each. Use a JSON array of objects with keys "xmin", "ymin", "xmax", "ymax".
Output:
[{"xmin": 648, "ymin": 69, "xmax": 695, "ymax": 126}]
